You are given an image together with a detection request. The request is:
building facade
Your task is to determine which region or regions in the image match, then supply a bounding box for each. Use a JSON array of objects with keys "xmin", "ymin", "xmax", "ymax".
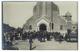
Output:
[{"xmin": 23, "ymin": 2, "xmax": 72, "ymax": 33}]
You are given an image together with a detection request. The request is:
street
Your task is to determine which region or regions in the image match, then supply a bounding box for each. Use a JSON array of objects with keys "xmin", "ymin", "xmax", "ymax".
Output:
[{"xmin": 12, "ymin": 39, "xmax": 78, "ymax": 50}]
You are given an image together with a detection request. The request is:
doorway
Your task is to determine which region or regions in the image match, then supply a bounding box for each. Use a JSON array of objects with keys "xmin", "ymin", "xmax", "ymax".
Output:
[{"xmin": 39, "ymin": 24, "xmax": 47, "ymax": 31}]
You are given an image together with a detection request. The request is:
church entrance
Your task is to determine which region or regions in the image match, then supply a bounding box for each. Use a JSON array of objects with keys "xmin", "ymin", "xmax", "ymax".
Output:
[{"xmin": 39, "ymin": 24, "xmax": 47, "ymax": 31}]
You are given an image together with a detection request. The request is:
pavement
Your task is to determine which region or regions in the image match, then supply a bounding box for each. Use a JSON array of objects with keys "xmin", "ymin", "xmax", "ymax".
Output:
[{"xmin": 12, "ymin": 39, "xmax": 78, "ymax": 50}]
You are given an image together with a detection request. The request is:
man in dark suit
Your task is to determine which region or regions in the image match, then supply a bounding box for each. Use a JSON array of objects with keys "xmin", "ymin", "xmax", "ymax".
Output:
[{"xmin": 29, "ymin": 32, "xmax": 33, "ymax": 50}]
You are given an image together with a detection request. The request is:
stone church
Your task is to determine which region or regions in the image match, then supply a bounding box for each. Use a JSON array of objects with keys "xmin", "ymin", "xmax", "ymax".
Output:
[{"xmin": 23, "ymin": 2, "xmax": 72, "ymax": 33}]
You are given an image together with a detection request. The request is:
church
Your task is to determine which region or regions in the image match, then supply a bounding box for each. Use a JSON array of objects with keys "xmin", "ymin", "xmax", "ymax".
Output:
[{"xmin": 23, "ymin": 2, "xmax": 72, "ymax": 33}]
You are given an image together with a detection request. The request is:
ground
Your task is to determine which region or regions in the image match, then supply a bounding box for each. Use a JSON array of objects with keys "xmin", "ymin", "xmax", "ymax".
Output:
[{"xmin": 12, "ymin": 39, "xmax": 78, "ymax": 50}]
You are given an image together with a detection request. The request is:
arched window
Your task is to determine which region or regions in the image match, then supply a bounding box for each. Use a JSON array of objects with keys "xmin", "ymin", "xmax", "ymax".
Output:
[
  {"xmin": 29, "ymin": 25, "xmax": 32, "ymax": 30},
  {"xmin": 60, "ymin": 25, "xmax": 63, "ymax": 30},
  {"xmin": 49, "ymin": 23, "xmax": 54, "ymax": 30}
]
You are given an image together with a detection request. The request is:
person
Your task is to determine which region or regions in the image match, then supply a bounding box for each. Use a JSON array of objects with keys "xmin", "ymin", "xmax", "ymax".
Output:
[
  {"xmin": 33, "ymin": 31, "xmax": 36, "ymax": 39},
  {"xmin": 29, "ymin": 32, "xmax": 33, "ymax": 50},
  {"xmin": 24, "ymin": 32, "xmax": 27, "ymax": 40},
  {"xmin": 21, "ymin": 31, "xmax": 25, "ymax": 40},
  {"xmin": 15, "ymin": 32, "xmax": 19, "ymax": 40},
  {"xmin": 26, "ymin": 32, "xmax": 28, "ymax": 40},
  {"xmin": 10, "ymin": 33, "xmax": 14, "ymax": 42},
  {"xmin": 58, "ymin": 34, "xmax": 63, "ymax": 43},
  {"xmin": 36, "ymin": 31, "xmax": 40, "ymax": 41},
  {"xmin": 3, "ymin": 32, "xmax": 7, "ymax": 49},
  {"xmin": 43, "ymin": 31, "xmax": 46, "ymax": 42},
  {"xmin": 40, "ymin": 31, "xmax": 43, "ymax": 42},
  {"xmin": 46, "ymin": 32, "xmax": 50, "ymax": 41},
  {"xmin": 67, "ymin": 29, "xmax": 71, "ymax": 35}
]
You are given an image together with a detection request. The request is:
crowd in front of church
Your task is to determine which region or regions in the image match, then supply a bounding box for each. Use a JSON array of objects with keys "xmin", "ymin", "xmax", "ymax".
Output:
[{"xmin": 2, "ymin": 28, "xmax": 77, "ymax": 50}]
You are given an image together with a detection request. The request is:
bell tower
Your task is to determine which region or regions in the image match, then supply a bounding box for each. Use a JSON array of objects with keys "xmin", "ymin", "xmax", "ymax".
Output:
[{"xmin": 64, "ymin": 12, "xmax": 72, "ymax": 30}]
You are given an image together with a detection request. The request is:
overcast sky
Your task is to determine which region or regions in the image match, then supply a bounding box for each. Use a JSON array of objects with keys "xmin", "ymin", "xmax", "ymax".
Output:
[{"xmin": 3, "ymin": 1, "xmax": 78, "ymax": 28}]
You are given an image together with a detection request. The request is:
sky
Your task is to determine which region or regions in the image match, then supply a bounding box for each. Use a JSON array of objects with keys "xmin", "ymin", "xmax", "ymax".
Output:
[{"xmin": 3, "ymin": 1, "xmax": 78, "ymax": 28}]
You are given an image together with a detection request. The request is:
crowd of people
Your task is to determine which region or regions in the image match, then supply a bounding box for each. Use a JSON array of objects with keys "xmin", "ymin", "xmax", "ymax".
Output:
[{"xmin": 3, "ymin": 29, "xmax": 65, "ymax": 49}]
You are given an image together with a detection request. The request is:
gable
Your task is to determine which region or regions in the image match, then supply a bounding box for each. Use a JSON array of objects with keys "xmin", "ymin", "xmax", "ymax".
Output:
[
  {"xmin": 34, "ymin": 16, "xmax": 50, "ymax": 24},
  {"xmin": 36, "ymin": 19, "xmax": 49, "ymax": 27}
]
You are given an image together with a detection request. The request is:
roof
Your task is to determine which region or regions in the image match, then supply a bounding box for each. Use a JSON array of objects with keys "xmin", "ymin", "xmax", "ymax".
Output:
[{"xmin": 65, "ymin": 12, "xmax": 72, "ymax": 17}]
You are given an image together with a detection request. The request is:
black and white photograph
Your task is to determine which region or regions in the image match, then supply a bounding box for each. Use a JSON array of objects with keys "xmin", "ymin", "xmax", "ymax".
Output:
[{"xmin": 2, "ymin": 1, "xmax": 78, "ymax": 50}]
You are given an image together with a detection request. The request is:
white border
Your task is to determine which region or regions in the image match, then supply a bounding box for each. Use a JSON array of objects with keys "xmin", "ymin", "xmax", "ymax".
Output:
[{"xmin": 0, "ymin": 0, "xmax": 79, "ymax": 52}]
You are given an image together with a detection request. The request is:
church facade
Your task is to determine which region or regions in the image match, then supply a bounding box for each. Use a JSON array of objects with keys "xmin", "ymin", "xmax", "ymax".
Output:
[{"xmin": 23, "ymin": 2, "xmax": 72, "ymax": 33}]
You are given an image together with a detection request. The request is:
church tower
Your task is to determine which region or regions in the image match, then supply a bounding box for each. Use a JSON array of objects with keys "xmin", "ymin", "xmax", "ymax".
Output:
[
  {"xmin": 65, "ymin": 12, "xmax": 72, "ymax": 30},
  {"xmin": 32, "ymin": 2, "xmax": 59, "ymax": 32},
  {"xmin": 23, "ymin": 2, "xmax": 67, "ymax": 33}
]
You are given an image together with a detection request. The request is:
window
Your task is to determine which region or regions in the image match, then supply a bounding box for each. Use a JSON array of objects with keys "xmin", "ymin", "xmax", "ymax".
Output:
[
  {"xmin": 29, "ymin": 25, "xmax": 32, "ymax": 30},
  {"xmin": 60, "ymin": 25, "xmax": 63, "ymax": 30},
  {"xmin": 52, "ymin": 23, "xmax": 54, "ymax": 30}
]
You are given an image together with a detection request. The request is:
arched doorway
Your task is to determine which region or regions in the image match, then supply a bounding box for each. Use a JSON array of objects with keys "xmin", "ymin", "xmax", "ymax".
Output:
[{"xmin": 39, "ymin": 24, "xmax": 47, "ymax": 31}]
